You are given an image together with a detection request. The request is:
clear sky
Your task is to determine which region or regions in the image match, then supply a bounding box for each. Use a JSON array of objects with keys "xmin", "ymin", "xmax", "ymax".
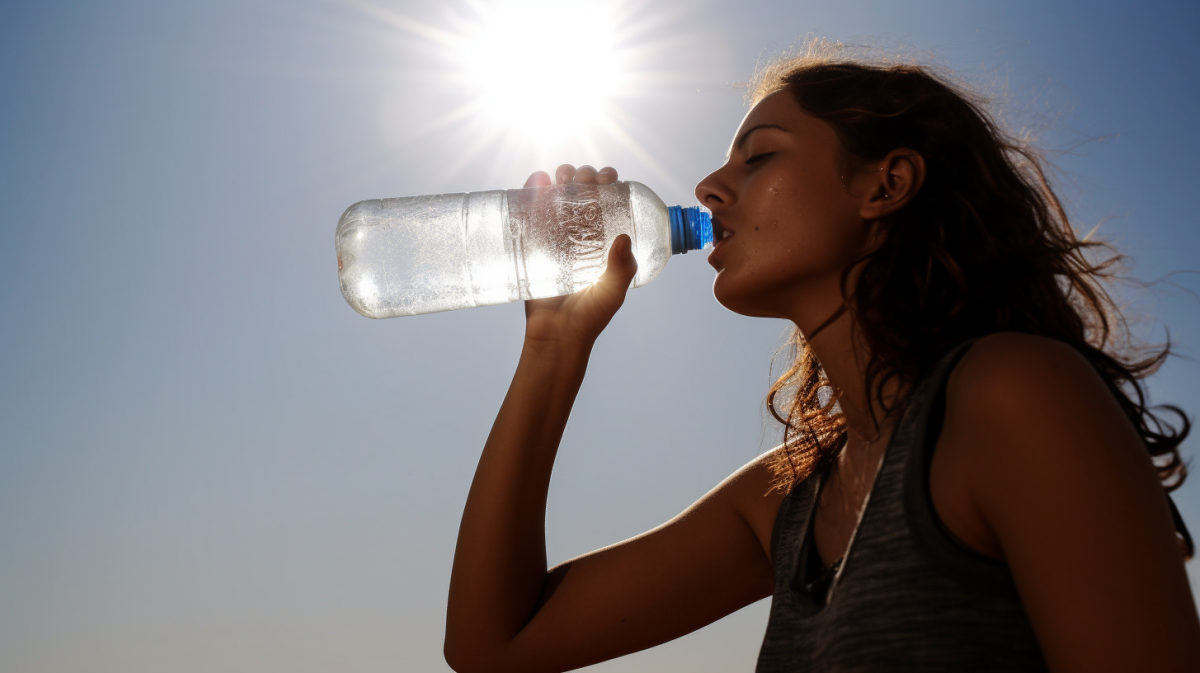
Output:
[{"xmin": 3, "ymin": 1, "xmax": 1199, "ymax": 671}]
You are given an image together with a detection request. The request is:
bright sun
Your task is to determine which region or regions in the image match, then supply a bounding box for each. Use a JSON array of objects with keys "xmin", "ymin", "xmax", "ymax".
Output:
[
  {"xmin": 450, "ymin": 1, "xmax": 628, "ymax": 148},
  {"xmin": 346, "ymin": 0, "xmax": 690, "ymax": 187}
]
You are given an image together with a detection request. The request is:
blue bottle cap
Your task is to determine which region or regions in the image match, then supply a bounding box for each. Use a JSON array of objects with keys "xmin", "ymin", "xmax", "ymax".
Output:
[{"xmin": 667, "ymin": 205, "xmax": 713, "ymax": 254}]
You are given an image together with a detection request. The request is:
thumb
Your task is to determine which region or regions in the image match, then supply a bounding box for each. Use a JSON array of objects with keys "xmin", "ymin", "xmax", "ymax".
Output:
[{"xmin": 596, "ymin": 234, "xmax": 638, "ymax": 293}]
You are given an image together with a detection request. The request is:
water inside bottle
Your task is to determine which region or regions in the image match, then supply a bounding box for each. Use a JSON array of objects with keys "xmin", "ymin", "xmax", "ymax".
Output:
[
  {"xmin": 337, "ymin": 181, "xmax": 672, "ymax": 318},
  {"xmin": 506, "ymin": 182, "xmax": 630, "ymax": 299},
  {"xmin": 338, "ymin": 192, "xmax": 485, "ymax": 317}
]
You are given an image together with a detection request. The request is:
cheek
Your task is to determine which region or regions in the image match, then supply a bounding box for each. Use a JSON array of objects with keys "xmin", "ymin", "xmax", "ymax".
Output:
[
  {"xmin": 751, "ymin": 174, "xmax": 853, "ymax": 241},
  {"xmin": 711, "ymin": 166, "xmax": 866, "ymax": 311},
  {"xmin": 779, "ymin": 183, "xmax": 868, "ymax": 262},
  {"xmin": 710, "ymin": 215, "xmax": 869, "ymax": 312}
]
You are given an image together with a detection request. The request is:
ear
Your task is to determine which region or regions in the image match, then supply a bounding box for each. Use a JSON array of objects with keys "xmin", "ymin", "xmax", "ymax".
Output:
[{"xmin": 858, "ymin": 149, "xmax": 926, "ymax": 221}]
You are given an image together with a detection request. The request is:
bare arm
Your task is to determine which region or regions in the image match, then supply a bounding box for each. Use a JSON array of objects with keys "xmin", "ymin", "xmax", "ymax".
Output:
[
  {"xmin": 444, "ymin": 166, "xmax": 780, "ymax": 673},
  {"xmin": 942, "ymin": 334, "xmax": 1200, "ymax": 672},
  {"xmin": 444, "ymin": 335, "xmax": 591, "ymax": 667}
]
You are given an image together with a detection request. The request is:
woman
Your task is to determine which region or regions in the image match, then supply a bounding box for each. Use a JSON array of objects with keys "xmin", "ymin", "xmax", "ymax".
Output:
[{"xmin": 444, "ymin": 45, "xmax": 1200, "ymax": 672}]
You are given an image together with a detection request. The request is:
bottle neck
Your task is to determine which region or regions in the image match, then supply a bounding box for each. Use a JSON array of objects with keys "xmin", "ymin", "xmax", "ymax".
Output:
[{"xmin": 668, "ymin": 205, "xmax": 713, "ymax": 254}]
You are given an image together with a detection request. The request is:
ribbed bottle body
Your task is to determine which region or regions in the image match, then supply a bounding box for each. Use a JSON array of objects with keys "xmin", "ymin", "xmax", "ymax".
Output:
[{"xmin": 336, "ymin": 181, "xmax": 672, "ymax": 318}]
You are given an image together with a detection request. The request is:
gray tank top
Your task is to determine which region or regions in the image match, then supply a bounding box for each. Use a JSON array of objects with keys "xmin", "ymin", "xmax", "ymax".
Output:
[{"xmin": 756, "ymin": 342, "xmax": 1049, "ymax": 672}]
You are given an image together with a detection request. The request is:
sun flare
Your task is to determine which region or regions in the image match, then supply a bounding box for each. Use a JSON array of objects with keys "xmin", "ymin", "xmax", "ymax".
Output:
[
  {"xmin": 450, "ymin": 1, "xmax": 628, "ymax": 147},
  {"xmin": 342, "ymin": 0, "xmax": 699, "ymax": 191}
]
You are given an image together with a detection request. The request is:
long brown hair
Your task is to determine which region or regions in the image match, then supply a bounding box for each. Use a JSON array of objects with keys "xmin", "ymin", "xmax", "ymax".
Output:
[{"xmin": 755, "ymin": 42, "xmax": 1190, "ymax": 516}]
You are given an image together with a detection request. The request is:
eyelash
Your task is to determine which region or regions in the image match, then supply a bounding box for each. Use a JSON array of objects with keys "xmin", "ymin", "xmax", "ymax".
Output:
[{"xmin": 746, "ymin": 152, "xmax": 773, "ymax": 165}]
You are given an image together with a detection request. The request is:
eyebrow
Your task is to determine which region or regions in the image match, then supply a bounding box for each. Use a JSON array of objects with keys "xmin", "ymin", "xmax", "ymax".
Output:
[{"xmin": 724, "ymin": 124, "xmax": 787, "ymax": 163}]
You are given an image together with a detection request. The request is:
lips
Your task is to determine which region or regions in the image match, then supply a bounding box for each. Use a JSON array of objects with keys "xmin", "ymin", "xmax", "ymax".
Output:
[
  {"xmin": 708, "ymin": 216, "xmax": 734, "ymax": 267},
  {"xmin": 712, "ymin": 216, "xmax": 730, "ymax": 241}
]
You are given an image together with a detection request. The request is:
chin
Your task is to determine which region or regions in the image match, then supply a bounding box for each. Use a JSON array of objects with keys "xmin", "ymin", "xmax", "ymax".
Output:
[{"xmin": 712, "ymin": 274, "xmax": 783, "ymax": 319}]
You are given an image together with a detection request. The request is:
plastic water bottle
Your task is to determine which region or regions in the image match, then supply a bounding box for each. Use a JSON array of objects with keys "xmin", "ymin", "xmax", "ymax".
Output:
[{"xmin": 335, "ymin": 181, "xmax": 712, "ymax": 318}]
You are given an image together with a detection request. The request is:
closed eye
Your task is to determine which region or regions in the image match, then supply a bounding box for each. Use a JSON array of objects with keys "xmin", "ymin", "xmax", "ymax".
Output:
[{"xmin": 746, "ymin": 152, "xmax": 773, "ymax": 165}]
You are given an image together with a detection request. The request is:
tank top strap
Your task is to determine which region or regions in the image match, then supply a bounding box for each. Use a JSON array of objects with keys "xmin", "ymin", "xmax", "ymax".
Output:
[
  {"xmin": 768, "ymin": 468, "xmax": 819, "ymax": 597},
  {"xmin": 893, "ymin": 340, "xmax": 1022, "ymax": 596},
  {"xmin": 757, "ymin": 340, "xmax": 1051, "ymax": 671}
]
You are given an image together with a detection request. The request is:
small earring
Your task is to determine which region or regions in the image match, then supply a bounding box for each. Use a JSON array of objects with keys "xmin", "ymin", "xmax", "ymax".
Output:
[{"xmin": 883, "ymin": 193, "xmax": 890, "ymax": 199}]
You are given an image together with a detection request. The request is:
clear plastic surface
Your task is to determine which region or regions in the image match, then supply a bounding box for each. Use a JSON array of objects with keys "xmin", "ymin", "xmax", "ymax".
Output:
[{"xmin": 336, "ymin": 181, "xmax": 674, "ymax": 318}]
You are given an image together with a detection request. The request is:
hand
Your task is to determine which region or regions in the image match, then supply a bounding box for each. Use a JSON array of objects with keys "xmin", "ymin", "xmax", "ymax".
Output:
[{"xmin": 521, "ymin": 165, "xmax": 638, "ymax": 349}]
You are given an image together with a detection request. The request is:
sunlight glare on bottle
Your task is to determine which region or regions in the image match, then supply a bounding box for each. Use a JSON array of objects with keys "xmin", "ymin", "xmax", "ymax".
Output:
[
  {"xmin": 335, "ymin": 181, "xmax": 712, "ymax": 318},
  {"xmin": 470, "ymin": 257, "xmax": 517, "ymax": 306}
]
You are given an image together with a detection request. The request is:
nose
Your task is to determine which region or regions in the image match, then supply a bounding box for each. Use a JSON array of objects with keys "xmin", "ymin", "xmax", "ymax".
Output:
[{"xmin": 695, "ymin": 165, "xmax": 733, "ymax": 211}]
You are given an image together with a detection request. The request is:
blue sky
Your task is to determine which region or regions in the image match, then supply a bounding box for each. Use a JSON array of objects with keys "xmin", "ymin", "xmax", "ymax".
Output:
[{"xmin": 3, "ymin": 2, "xmax": 1199, "ymax": 671}]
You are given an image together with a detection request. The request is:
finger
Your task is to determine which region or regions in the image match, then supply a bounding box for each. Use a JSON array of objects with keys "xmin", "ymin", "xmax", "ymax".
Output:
[
  {"xmin": 597, "ymin": 167, "xmax": 618, "ymax": 185},
  {"xmin": 524, "ymin": 171, "xmax": 552, "ymax": 189},
  {"xmin": 573, "ymin": 165, "xmax": 598, "ymax": 184},
  {"xmin": 555, "ymin": 164, "xmax": 577, "ymax": 184},
  {"xmin": 595, "ymin": 234, "xmax": 638, "ymax": 294}
]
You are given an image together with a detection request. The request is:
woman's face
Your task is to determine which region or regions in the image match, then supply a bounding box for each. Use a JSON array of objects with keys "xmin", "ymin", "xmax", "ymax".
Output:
[{"xmin": 696, "ymin": 90, "xmax": 879, "ymax": 324}]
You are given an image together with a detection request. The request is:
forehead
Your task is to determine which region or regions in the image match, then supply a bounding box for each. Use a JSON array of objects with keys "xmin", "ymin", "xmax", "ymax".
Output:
[
  {"xmin": 724, "ymin": 89, "xmax": 828, "ymax": 158},
  {"xmin": 739, "ymin": 89, "xmax": 801, "ymax": 130}
]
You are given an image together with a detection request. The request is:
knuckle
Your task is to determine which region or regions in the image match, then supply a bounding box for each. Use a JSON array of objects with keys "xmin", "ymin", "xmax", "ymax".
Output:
[{"xmin": 555, "ymin": 165, "xmax": 576, "ymax": 184}]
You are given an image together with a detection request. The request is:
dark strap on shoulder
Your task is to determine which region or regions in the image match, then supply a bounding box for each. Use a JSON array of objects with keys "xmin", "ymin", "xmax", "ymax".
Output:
[{"xmin": 1168, "ymin": 495, "xmax": 1194, "ymax": 560}]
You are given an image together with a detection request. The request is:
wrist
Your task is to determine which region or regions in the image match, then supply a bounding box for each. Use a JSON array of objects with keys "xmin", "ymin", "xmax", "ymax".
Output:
[
  {"xmin": 519, "ymin": 336, "xmax": 593, "ymax": 372},
  {"xmin": 518, "ymin": 338, "xmax": 592, "ymax": 381}
]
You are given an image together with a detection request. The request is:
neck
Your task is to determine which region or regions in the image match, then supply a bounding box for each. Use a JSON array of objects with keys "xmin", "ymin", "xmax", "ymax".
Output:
[{"xmin": 796, "ymin": 307, "xmax": 889, "ymax": 442}]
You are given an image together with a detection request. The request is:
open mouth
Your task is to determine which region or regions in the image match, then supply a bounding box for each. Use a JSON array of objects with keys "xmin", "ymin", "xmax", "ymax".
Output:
[
  {"xmin": 708, "ymin": 217, "xmax": 734, "ymax": 268},
  {"xmin": 712, "ymin": 217, "xmax": 733, "ymax": 245}
]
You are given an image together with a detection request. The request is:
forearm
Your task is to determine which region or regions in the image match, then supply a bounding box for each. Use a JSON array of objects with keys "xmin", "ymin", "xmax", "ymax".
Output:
[{"xmin": 446, "ymin": 337, "xmax": 593, "ymax": 657}]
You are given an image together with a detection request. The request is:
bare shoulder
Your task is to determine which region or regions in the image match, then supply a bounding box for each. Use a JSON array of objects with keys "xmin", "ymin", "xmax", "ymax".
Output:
[
  {"xmin": 941, "ymin": 331, "xmax": 1156, "ymax": 519},
  {"xmin": 950, "ymin": 332, "xmax": 1108, "ymax": 411},
  {"xmin": 934, "ymin": 332, "xmax": 1200, "ymax": 669},
  {"xmin": 941, "ymin": 332, "xmax": 1162, "ymax": 502}
]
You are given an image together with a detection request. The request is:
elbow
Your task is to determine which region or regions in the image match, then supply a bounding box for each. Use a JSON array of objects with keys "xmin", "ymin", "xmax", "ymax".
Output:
[
  {"xmin": 444, "ymin": 637, "xmax": 505, "ymax": 673},
  {"xmin": 444, "ymin": 653, "xmax": 504, "ymax": 673},
  {"xmin": 445, "ymin": 644, "xmax": 537, "ymax": 673},
  {"xmin": 442, "ymin": 649, "xmax": 467, "ymax": 673},
  {"xmin": 443, "ymin": 642, "xmax": 473, "ymax": 673},
  {"xmin": 443, "ymin": 637, "xmax": 473, "ymax": 673},
  {"xmin": 443, "ymin": 612, "xmax": 478, "ymax": 672}
]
